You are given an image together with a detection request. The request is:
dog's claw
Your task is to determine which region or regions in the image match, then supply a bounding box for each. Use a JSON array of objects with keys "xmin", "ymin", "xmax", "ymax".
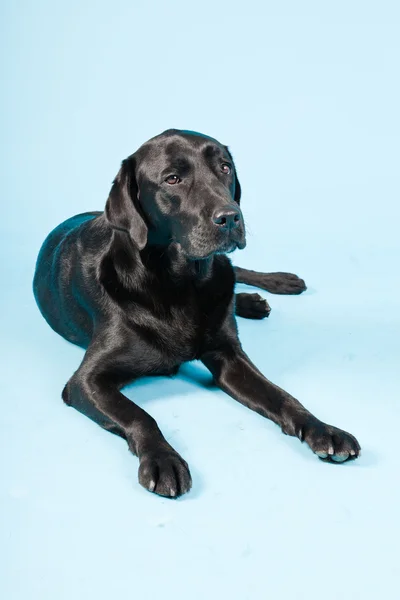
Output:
[
  {"xmin": 302, "ymin": 420, "xmax": 360, "ymax": 464},
  {"xmin": 139, "ymin": 448, "xmax": 192, "ymax": 498}
]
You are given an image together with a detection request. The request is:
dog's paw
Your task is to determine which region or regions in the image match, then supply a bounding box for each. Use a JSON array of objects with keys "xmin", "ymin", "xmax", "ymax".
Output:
[
  {"xmin": 139, "ymin": 449, "xmax": 192, "ymax": 498},
  {"xmin": 258, "ymin": 272, "xmax": 307, "ymax": 295},
  {"xmin": 235, "ymin": 292, "xmax": 271, "ymax": 319},
  {"xmin": 300, "ymin": 420, "xmax": 361, "ymax": 463}
]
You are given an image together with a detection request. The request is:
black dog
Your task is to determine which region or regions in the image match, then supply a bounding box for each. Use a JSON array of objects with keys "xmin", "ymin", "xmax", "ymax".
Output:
[{"xmin": 33, "ymin": 129, "xmax": 360, "ymax": 497}]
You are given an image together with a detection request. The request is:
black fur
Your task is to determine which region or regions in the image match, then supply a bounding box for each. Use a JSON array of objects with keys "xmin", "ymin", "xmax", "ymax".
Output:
[{"xmin": 33, "ymin": 129, "xmax": 360, "ymax": 498}]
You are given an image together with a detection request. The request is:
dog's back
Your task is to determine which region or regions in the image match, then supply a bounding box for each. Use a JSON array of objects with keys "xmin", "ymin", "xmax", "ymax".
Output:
[{"xmin": 33, "ymin": 211, "xmax": 102, "ymax": 347}]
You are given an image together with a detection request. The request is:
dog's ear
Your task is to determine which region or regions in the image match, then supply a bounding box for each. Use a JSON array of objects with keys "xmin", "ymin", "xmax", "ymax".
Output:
[
  {"xmin": 225, "ymin": 147, "xmax": 241, "ymax": 205},
  {"xmin": 105, "ymin": 157, "xmax": 148, "ymax": 250}
]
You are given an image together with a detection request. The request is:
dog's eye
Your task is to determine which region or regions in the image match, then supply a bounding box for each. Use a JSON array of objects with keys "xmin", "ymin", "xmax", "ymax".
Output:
[
  {"xmin": 221, "ymin": 163, "xmax": 231, "ymax": 175},
  {"xmin": 165, "ymin": 175, "xmax": 181, "ymax": 185}
]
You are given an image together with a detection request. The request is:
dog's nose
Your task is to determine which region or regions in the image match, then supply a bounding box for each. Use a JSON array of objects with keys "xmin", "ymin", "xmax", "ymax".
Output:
[{"xmin": 212, "ymin": 207, "xmax": 241, "ymax": 230}]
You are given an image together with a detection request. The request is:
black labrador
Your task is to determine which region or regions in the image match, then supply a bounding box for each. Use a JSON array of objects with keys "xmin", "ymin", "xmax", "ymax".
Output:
[{"xmin": 33, "ymin": 129, "xmax": 360, "ymax": 498}]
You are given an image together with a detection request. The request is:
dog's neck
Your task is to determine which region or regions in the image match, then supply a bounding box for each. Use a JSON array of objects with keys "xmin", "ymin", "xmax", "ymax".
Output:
[{"xmin": 141, "ymin": 242, "xmax": 215, "ymax": 282}]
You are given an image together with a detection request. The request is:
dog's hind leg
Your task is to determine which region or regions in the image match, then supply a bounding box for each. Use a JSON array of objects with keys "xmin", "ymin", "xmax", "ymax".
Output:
[
  {"xmin": 235, "ymin": 293, "xmax": 271, "ymax": 319},
  {"xmin": 234, "ymin": 267, "xmax": 307, "ymax": 295}
]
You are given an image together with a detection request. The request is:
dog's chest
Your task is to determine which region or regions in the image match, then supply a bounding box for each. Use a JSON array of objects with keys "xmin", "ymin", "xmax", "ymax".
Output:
[
  {"xmin": 127, "ymin": 267, "xmax": 235, "ymax": 363},
  {"xmin": 160, "ymin": 284, "xmax": 231, "ymax": 355}
]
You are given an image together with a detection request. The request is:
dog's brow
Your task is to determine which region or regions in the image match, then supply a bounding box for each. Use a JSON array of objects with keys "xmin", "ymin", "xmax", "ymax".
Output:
[
  {"xmin": 203, "ymin": 144, "xmax": 221, "ymax": 158},
  {"xmin": 163, "ymin": 157, "xmax": 190, "ymax": 173}
]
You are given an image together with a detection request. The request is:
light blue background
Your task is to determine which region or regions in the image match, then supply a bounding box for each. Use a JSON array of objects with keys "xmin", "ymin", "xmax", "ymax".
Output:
[{"xmin": 2, "ymin": 1, "xmax": 400, "ymax": 599}]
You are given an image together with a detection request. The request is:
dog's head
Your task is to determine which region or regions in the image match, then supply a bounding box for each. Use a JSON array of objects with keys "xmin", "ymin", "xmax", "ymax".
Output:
[{"xmin": 105, "ymin": 129, "xmax": 246, "ymax": 260}]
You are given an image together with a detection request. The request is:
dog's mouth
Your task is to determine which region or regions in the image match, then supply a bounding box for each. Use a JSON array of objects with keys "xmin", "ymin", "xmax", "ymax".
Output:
[
  {"xmin": 216, "ymin": 238, "xmax": 246, "ymax": 254},
  {"xmin": 176, "ymin": 234, "xmax": 246, "ymax": 261}
]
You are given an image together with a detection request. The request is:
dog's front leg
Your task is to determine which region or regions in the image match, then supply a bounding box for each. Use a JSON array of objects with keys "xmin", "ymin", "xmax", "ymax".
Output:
[
  {"xmin": 62, "ymin": 335, "xmax": 192, "ymax": 498},
  {"xmin": 201, "ymin": 347, "xmax": 360, "ymax": 463}
]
